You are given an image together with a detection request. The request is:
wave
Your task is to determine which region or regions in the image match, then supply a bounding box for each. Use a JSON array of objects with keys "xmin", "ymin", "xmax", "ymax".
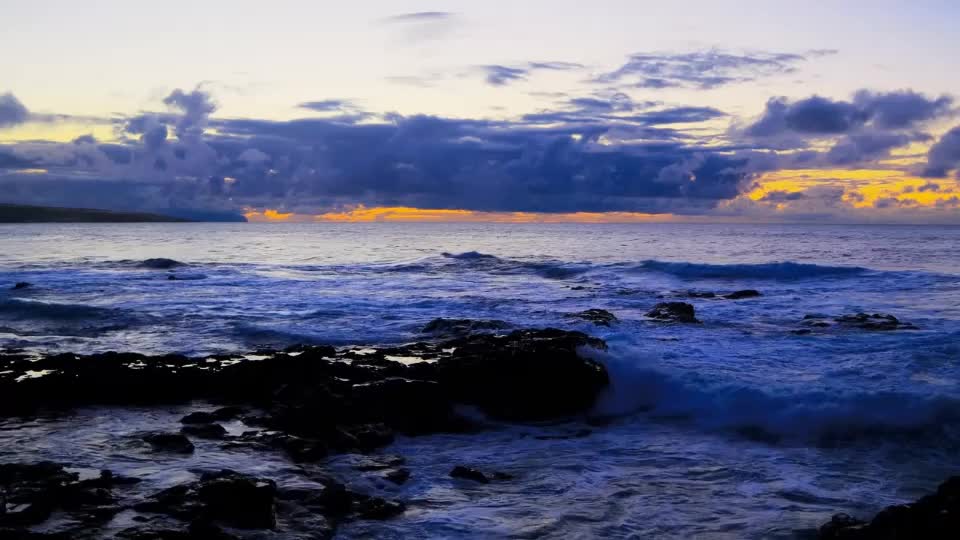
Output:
[
  {"xmin": 594, "ymin": 350, "xmax": 960, "ymax": 444},
  {"xmin": 438, "ymin": 251, "xmax": 590, "ymax": 280},
  {"xmin": 633, "ymin": 260, "xmax": 868, "ymax": 280},
  {"xmin": 0, "ymin": 298, "xmax": 119, "ymax": 321}
]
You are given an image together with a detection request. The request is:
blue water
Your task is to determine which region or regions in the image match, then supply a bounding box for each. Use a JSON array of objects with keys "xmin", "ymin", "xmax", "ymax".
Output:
[{"xmin": 1, "ymin": 223, "xmax": 959, "ymax": 538}]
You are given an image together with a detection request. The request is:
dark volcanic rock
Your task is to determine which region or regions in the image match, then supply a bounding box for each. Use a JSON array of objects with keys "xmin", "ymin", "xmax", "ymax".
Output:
[
  {"xmin": 723, "ymin": 289, "xmax": 761, "ymax": 300},
  {"xmin": 569, "ymin": 309, "xmax": 618, "ymax": 326},
  {"xmin": 450, "ymin": 466, "xmax": 490, "ymax": 484},
  {"xmin": 135, "ymin": 470, "xmax": 277, "ymax": 529},
  {"xmin": 835, "ymin": 313, "xmax": 916, "ymax": 331},
  {"xmin": 450, "ymin": 466, "xmax": 514, "ymax": 484},
  {"xmin": 0, "ymin": 462, "xmax": 131, "ymax": 535},
  {"xmin": 140, "ymin": 258, "xmax": 184, "ymax": 269},
  {"xmin": 819, "ymin": 476, "xmax": 960, "ymax": 538},
  {"xmin": 180, "ymin": 423, "xmax": 227, "ymax": 439},
  {"xmin": 142, "ymin": 433, "xmax": 195, "ymax": 453},
  {"xmin": 437, "ymin": 329, "xmax": 608, "ymax": 421},
  {"xmin": 646, "ymin": 302, "xmax": 700, "ymax": 323},
  {"xmin": 800, "ymin": 313, "xmax": 917, "ymax": 333},
  {"xmin": 11, "ymin": 282, "xmax": 32, "ymax": 290},
  {"xmin": 383, "ymin": 469, "xmax": 411, "ymax": 485},
  {"xmin": 421, "ymin": 318, "xmax": 511, "ymax": 336}
]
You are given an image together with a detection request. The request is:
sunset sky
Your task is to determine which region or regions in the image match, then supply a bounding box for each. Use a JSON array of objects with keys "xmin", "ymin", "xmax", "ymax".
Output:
[{"xmin": 2, "ymin": 0, "xmax": 960, "ymax": 223}]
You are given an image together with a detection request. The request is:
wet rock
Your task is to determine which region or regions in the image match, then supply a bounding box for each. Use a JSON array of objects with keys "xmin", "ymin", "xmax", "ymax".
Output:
[
  {"xmin": 180, "ymin": 411, "xmax": 217, "ymax": 424},
  {"xmin": 0, "ymin": 462, "xmax": 129, "ymax": 532},
  {"xmin": 819, "ymin": 476, "xmax": 960, "ymax": 538},
  {"xmin": 569, "ymin": 309, "xmax": 618, "ymax": 326},
  {"xmin": 11, "ymin": 282, "xmax": 32, "ymax": 291},
  {"xmin": 142, "ymin": 433, "xmax": 195, "ymax": 453},
  {"xmin": 180, "ymin": 423, "xmax": 227, "ymax": 439},
  {"xmin": 723, "ymin": 289, "xmax": 762, "ymax": 300},
  {"xmin": 135, "ymin": 470, "xmax": 277, "ymax": 530},
  {"xmin": 383, "ymin": 469, "xmax": 411, "ymax": 485},
  {"xmin": 352, "ymin": 495, "xmax": 406, "ymax": 520},
  {"xmin": 437, "ymin": 329, "xmax": 609, "ymax": 421},
  {"xmin": 800, "ymin": 313, "xmax": 917, "ymax": 333},
  {"xmin": 450, "ymin": 466, "xmax": 514, "ymax": 484},
  {"xmin": 835, "ymin": 313, "xmax": 917, "ymax": 331},
  {"xmin": 450, "ymin": 466, "xmax": 489, "ymax": 484},
  {"xmin": 646, "ymin": 302, "xmax": 700, "ymax": 323},
  {"xmin": 421, "ymin": 318, "xmax": 510, "ymax": 336},
  {"xmin": 352, "ymin": 455, "xmax": 407, "ymax": 472},
  {"xmin": 140, "ymin": 258, "xmax": 184, "ymax": 269},
  {"xmin": 684, "ymin": 291, "xmax": 716, "ymax": 299}
]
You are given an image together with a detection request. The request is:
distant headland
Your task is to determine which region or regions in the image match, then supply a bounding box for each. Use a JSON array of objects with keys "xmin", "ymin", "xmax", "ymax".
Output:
[{"xmin": 0, "ymin": 204, "xmax": 247, "ymax": 223}]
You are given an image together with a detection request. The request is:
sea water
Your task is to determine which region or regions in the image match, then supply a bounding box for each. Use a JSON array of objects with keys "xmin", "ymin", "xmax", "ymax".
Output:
[{"xmin": 1, "ymin": 222, "xmax": 959, "ymax": 538}]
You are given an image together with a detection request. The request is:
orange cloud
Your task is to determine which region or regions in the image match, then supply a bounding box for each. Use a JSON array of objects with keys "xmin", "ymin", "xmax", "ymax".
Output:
[
  {"xmin": 243, "ymin": 205, "xmax": 699, "ymax": 223},
  {"xmin": 746, "ymin": 168, "xmax": 960, "ymax": 209}
]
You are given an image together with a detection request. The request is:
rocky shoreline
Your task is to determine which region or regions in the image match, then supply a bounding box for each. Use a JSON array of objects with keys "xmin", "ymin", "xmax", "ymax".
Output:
[
  {"xmin": 0, "ymin": 322, "xmax": 954, "ymax": 539},
  {"xmin": 0, "ymin": 328, "xmax": 608, "ymax": 538}
]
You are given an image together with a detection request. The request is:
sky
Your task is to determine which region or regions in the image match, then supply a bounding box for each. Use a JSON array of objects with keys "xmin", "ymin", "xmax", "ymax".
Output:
[{"xmin": 2, "ymin": 0, "xmax": 960, "ymax": 223}]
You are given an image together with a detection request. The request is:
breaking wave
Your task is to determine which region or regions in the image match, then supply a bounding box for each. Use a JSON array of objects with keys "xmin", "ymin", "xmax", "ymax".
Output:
[
  {"xmin": 634, "ymin": 260, "xmax": 868, "ymax": 280},
  {"xmin": 595, "ymin": 352, "xmax": 960, "ymax": 444}
]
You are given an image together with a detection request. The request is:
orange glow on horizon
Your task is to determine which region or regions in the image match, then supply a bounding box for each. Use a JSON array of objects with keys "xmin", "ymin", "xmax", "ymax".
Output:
[{"xmin": 244, "ymin": 205, "xmax": 695, "ymax": 223}]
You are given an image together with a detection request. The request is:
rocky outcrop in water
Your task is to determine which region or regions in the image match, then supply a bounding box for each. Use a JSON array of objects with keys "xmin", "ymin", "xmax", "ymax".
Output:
[
  {"xmin": 646, "ymin": 302, "xmax": 700, "ymax": 323},
  {"xmin": 819, "ymin": 476, "xmax": 960, "ymax": 539},
  {"xmin": 420, "ymin": 317, "xmax": 511, "ymax": 337},
  {"xmin": 568, "ymin": 309, "xmax": 618, "ymax": 326},
  {"xmin": 795, "ymin": 313, "xmax": 918, "ymax": 334}
]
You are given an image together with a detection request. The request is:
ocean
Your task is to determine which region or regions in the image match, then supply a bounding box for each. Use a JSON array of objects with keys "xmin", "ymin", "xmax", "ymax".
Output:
[{"xmin": 2, "ymin": 222, "xmax": 959, "ymax": 538}]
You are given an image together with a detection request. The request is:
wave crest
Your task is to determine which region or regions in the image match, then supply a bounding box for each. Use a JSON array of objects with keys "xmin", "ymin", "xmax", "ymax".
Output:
[{"xmin": 635, "ymin": 260, "xmax": 867, "ymax": 280}]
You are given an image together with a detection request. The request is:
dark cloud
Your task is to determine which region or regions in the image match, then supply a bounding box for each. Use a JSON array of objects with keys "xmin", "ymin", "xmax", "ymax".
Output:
[
  {"xmin": 825, "ymin": 132, "xmax": 920, "ymax": 165},
  {"xmin": 0, "ymin": 93, "xmax": 30, "ymax": 128},
  {"xmin": 479, "ymin": 62, "xmax": 584, "ymax": 86},
  {"xmin": 853, "ymin": 90, "xmax": 953, "ymax": 129},
  {"xmin": 0, "ymin": 88, "xmax": 751, "ymax": 216},
  {"xmin": 596, "ymin": 49, "xmax": 832, "ymax": 90},
  {"xmin": 761, "ymin": 190, "xmax": 806, "ymax": 202},
  {"xmin": 924, "ymin": 125, "xmax": 960, "ymax": 177},
  {"xmin": 745, "ymin": 90, "xmax": 953, "ymax": 137}
]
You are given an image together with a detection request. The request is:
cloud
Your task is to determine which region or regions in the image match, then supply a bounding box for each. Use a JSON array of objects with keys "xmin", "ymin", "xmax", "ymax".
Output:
[
  {"xmin": 381, "ymin": 11, "xmax": 458, "ymax": 44},
  {"xmin": 0, "ymin": 93, "xmax": 30, "ymax": 128},
  {"xmin": 382, "ymin": 12, "xmax": 454, "ymax": 23},
  {"xmin": 745, "ymin": 90, "xmax": 953, "ymax": 138},
  {"xmin": 479, "ymin": 62, "xmax": 584, "ymax": 86},
  {"xmin": 924, "ymin": 125, "xmax": 960, "ymax": 177},
  {"xmin": 0, "ymin": 87, "xmax": 751, "ymax": 216},
  {"xmin": 596, "ymin": 49, "xmax": 833, "ymax": 90},
  {"xmin": 299, "ymin": 99, "xmax": 356, "ymax": 112}
]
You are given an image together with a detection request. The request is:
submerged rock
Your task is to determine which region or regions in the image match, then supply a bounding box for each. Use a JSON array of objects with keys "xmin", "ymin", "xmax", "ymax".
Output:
[
  {"xmin": 421, "ymin": 318, "xmax": 511, "ymax": 336},
  {"xmin": 450, "ymin": 466, "xmax": 514, "ymax": 484},
  {"xmin": 819, "ymin": 476, "xmax": 960, "ymax": 538},
  {"xmin": 646, "ymin": 302, "xmax": 700, "ymax": 323},
  {"xmin": 799, "ymin": 313, "xmax": 917, "ymax": 333},
  {"xmin": 140, "ymin": 258, "xmax": 184, "ymax": 269},
  {"xmin": 180, "ymin": 423, "xmax": 227, "ymax": 439},
  {"xmin": 10, "ymin": 282, "xmax": 32, "ymax": 291},
  {"xmin": 723, "ymin": 289, "xmax": 762, "ymax": 300},
  {"xmin": 142, "ymin": 432, "xmax": 195, "ymax": 453},
  {"xmin": 569, "ymin": 308, "xmax": 618, "ymax": 326},
  {"xmin": 135, "ymin": 469, "xmax": 277, "ymax": 529}
]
